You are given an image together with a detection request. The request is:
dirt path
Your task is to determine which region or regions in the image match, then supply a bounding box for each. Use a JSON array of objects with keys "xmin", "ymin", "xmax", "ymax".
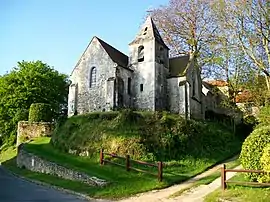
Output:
[
  {"xmin": 167, "ymin": 165, "xmax": 241, "ymax": 202},
  {"xmin": 119, "ymin": 156, "xmax": 239, "ymax": 202}
]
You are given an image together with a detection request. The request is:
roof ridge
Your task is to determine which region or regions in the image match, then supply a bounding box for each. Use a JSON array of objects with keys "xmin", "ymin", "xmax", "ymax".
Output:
[
  {"xmin": 95, "ymin": 37, "xmax": 128, "ymax": 58},
  {"xmin": 95, "ymin": 36, "xmax": 129, "ymax": 68}
]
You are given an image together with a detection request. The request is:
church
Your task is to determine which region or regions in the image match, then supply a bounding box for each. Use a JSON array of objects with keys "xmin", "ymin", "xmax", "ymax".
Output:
[{"xmin": 68, "ymin": 16, "xmax": 204, "ymax": 119}]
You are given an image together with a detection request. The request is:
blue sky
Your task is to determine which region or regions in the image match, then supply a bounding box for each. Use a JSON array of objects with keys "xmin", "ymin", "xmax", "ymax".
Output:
[{"xmin": 0, "ymin": 0, "xmax": 168, "ymax": 76}]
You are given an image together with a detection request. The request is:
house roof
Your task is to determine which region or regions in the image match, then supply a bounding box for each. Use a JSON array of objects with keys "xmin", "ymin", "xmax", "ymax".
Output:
[
  {"xmin": 168, "ymin": 55, "xmax": 190, "ymax": 77},
  {"xmin": 235, "ymin": 90, "xmax": 253, "ymax": 103},
  {"xmin": 129, "ymin": 16, "xmax": 169, "ymax": 49},
  {"xmin": 206, "ymin": 80, "xmax": 228, "ymax": 87},
  {"xmin": 96, "ymin": 37, "xmax": 129, "ymax": 68}
]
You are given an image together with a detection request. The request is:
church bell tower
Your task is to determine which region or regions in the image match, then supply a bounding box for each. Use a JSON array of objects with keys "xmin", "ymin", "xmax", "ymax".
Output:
[{"xmin": 128, "ymin": 16, "xmax": 170, "ymax": 111}]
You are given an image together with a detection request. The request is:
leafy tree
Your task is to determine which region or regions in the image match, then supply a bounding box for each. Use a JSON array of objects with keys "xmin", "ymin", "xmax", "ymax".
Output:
[
  {"xmin": 0, "ymin": 60, "xmax": 69, "ymax": 146},
  {"xmin": 214, "ymin": 0, "xmax": 270, "ymax": 92},
  {"xmin": 148, "ymin": 0, "xmax": 219, "ymax": 77}
]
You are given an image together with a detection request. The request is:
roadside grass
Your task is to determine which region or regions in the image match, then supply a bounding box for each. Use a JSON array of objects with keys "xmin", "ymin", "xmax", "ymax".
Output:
[
  {"xmin": 0, "ymin": 136, "xmax": 241, "ymax": 200},
  {"xmin": 169, "ymin": 157, "xmax": 240, "ymax": 198},
  {"xmin": 204, "ymin": 173, "xmax": 270, "ymax": 202}
]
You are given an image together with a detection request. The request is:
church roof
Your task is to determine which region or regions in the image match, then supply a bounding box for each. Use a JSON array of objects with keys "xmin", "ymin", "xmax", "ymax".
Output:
[
  {"xmin": 129, "ymin": 16, "xmax": 169, "ymax": 49},
  {"xmin": 168, "ymin": 55, "xmax": 190, "ymax": 77},
  {"xmin": 96, "ymin": 37, "xmax": 129, "ymax": 68}
]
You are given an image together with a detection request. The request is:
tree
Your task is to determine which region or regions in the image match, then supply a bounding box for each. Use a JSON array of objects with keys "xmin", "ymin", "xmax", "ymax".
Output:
[
  {"xmin": 0, "ymin": 60, "xmax": 69, "ymax": 146},
  {"xmin": 214, "ymin": 0, "xmax": 270, "ymax": 91},
  {"xmin": 148, "ymin": 0, "xmax": 219, "ymax": 77}
]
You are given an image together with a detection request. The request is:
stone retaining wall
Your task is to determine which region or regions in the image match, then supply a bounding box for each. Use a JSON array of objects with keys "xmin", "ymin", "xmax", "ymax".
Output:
[
  {"xmin": 16, "ymin": 144, "xmax": 107, "ymax": 187},
  {"xmin": 17, "ymin": 121, "xmax": 55, "ymax": 146}
]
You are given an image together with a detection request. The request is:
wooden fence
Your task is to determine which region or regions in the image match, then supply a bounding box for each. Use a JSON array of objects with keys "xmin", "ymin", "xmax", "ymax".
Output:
[
  {"xmin": 221, "ymin": 164, "xmax": 270, "ymax": 190},
  {"xmin": 100, "ymin": 149, "xmax": 163, "ymax": 182}
]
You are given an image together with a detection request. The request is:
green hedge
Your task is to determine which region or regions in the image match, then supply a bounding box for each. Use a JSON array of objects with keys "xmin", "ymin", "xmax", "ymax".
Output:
[
  {"xmin": 29, "ymin": 103, "xmax": 52, "ymax": 122},
  {"xmin": 240, "ymin": 126, "xmax": 270, "ymax": 181},
  {"xmin": 259, "ymin": 144, "xmax": 270, "ymax": 183}
]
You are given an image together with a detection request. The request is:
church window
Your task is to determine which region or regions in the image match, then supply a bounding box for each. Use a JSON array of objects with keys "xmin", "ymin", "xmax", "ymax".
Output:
[
  {"xmin": 128, "ymin": 77, "xmax": 131, "ymax": 95},
  {"xmin": 192, "ymin": 71, "xmax": 196, "ymax": 97},
  {"xmin": 159, "ymin": 46, "xmax": 164, "ymax": 64},
  {"xmin": 90, "ymin": 67, "xmax": 97, "ymax": 88},
  {"xmin": 138, "ymin": 46, "xmax": 144, "ymax": 62},
  {"xmin": 143, "ymin": 27, "xmax": 148, "ymax": 35},
  {"xmin": 140, "ymin": 84, "xmax": 143, "ymax": 92}
]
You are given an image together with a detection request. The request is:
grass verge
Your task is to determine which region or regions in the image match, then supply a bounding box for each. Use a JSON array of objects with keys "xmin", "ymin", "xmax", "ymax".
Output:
[
  {"xmin": 169, "ymin": 157, "xmax": 240, "ymax": 198},
  {"xmin": 1, "ymin": 136, "xmax": 241, "ymax": 200},
  {"xmin": 204, "ymin": 173, "xmax": 270, "ymax": 202}
]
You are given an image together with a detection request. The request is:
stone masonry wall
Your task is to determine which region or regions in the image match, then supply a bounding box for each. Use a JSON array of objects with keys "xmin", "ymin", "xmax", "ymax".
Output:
[
  {"xmin": 68, "ymin": 37, "xmax": 116, "ymax": 116},
  {"xmin": 17, "ymin": 121, "xmax": 54, "ymax": 146},
  {"xmin": 16, "ymin": 144, "xmax": 107, "ymax": 187}
]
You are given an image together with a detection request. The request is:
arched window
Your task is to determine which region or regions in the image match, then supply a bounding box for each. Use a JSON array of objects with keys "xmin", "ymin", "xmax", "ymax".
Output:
[
  {"xmin": 90, "ymin": 67, "xmax": 97, "ymax": 88},
  {"xmin": 138, "ymin": 46, "xmax": 144, "ymax": 62}
]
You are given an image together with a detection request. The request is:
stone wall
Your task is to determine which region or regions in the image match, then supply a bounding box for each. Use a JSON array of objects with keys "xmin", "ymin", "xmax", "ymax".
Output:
[
  {"xmin": 68, "ymin": 37, "xmax": 117, "ymax": 116},
  {"xmin": 17, "ymin": 121, "xmax": 54, "ymax": 146},
  {"xmin": 16, "ymin": 144, "xmax": 107, "ymax": 187}
]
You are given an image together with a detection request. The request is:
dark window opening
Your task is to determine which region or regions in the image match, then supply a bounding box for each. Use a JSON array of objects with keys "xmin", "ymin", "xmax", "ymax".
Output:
[
  {"xmin": 90, "ymin": 67, "xmax": 97, "ymax": 88},
  {"xmin": 138, "ymin": 46, "xmax": 144, "ymax": 62},
  {"xmin": 192, "ymin": 80, "xmax": 196, "ymax": 96},
  {"xmin": 128, "ymin": 78, "xmax": 131, "ymax": 95},
  {"xmin": 143, "ymin": 27, "xmax": 148, "ymax": 35},
  {"xmin": 138, "ymin": 57, "xmax": 144, "ymax": 62},
  {"xmin": 140, "ymin": 84, "xmax": 143, "ymax": 92}
]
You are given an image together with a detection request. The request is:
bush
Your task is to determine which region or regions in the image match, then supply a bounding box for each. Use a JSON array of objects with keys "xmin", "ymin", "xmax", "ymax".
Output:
[
  {"xmin": 28, "ymin": 103, "xmax": 52, "ymax": 122},
  {"xmin": 240, "ymin": 126, "xmax": 270, "ymax": 181},
  {"xmin": 258, "ymin": 106, "xmax": 270, "ymax": 126},
  {"xmin": 259, "ymin": 144, "xmax": 270, "ymax": 183}
]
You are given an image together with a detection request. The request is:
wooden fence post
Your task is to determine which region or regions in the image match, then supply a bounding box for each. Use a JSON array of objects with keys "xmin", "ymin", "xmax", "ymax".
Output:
[
  {"xmin": 158, "ymin": 161, "xmax": 163, "ymax": 182},
  {"xmin": 221, "ymin": 164, "xmax": 227, "ymax": 190},
  {"xmin": 126, "ymin": 155, "xmax": 130, "ymax": 171},
  {"xmin": 100, "ymin": 149, "xmax": 104, "ymax": 165}
]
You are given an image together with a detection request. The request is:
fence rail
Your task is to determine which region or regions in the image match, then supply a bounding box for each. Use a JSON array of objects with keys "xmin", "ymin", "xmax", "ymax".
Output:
[
  {"xmin": 100, "ymin": 149, "xmax": 163, "ymax": 181},
  {"xmin": 221, "ymin": 164, "xmax": 270, "ymax": 190}
]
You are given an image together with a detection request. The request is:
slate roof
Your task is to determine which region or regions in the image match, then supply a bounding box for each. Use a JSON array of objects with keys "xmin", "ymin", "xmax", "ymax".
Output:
[
  {"xmin": 168, "ymin": 55, "xmax": 190, "ymax": 77},
  {"xmin": 96, "ymin": 37, "xmax": 129, "ymax": 68}
]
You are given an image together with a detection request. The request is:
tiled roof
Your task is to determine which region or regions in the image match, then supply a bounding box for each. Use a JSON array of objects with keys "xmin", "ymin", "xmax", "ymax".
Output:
[{"xmin": 205, "ymin": 80, "xmax": 228, "ymax": 87}]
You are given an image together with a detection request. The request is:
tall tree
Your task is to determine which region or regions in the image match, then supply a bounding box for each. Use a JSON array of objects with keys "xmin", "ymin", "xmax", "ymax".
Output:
[
  {"xmin": 0, "ymin": 61, "xmax": 69, "ymax": 146},
  {"xmin": 215, "ymin": 0, "xmax": 270, "ymax": 91},
  {"xmin": 148, "ymin": 0, "xmax": 219, "ymax": 77}
]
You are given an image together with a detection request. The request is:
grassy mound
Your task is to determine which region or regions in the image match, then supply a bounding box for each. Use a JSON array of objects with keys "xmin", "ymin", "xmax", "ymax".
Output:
[{"xmin": 51, "ymin": 110, "xmax": 242, "ymax": 162}]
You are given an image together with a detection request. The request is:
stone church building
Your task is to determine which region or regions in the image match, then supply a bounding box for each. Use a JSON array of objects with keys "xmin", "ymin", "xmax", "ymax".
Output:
[{"xmin": 68, "ymin": 16, "xmax": 203, "ymax": 119}]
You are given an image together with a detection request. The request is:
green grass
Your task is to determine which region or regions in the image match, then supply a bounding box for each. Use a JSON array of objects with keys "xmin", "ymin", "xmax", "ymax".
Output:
[
  {"xmin": 169, "ymin": 157, "xmax": 241, "ymax": 198},
  {"xmin": 0, "ymin": 136, "xmax": 241, "ymax": 200},
  {"xmin": 204, "ymin": 174, "xmax": 270, "ymax": 202}
]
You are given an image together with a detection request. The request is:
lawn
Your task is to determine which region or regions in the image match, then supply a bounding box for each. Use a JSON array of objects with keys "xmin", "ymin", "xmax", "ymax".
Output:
[
  {"xmin": 1, "ymin": 136, "xmax": 241, "ymax": 200},
  {"xmin": 204, "ymin": 173, "xmax": 270, "ymax": 202}
]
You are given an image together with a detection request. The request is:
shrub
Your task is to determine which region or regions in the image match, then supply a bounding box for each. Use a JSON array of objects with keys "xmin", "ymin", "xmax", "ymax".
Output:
[
  {"xmin": 259, "ymin": 144, "xmax": 270, "ymax": 183},
  {"xmin": 29, "ymin": 103, "xmax": 52, "ymax": 122},
  {"xmin": 258, "ymin": 106, "xmax": 270, "ymax": 126},
  {"xmin": 240, "ymin": 125, "xmax": 270, "ymax": 181}
]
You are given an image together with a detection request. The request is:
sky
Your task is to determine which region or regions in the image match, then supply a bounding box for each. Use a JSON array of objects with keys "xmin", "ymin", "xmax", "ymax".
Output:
[{"xmin": 0, "ymin": 0, "xmax": 168, "ymax": 76}]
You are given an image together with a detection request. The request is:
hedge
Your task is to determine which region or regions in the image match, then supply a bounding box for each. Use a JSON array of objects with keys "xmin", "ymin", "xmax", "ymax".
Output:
[
  {"xmin": 29, "ymin": 103, "xmax": 52, "ymax": 122},
  {"xmin": 240, "ymin": 125, "xmax": 270, "ymax": 181}
]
